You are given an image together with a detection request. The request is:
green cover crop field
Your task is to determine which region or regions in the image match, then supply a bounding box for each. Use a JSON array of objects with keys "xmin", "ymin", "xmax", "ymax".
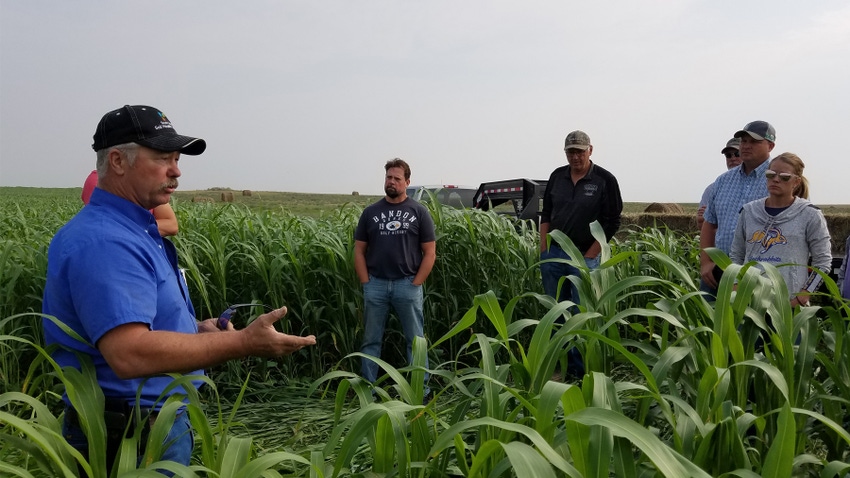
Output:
[{"xmin": 2, "ymin": 186, "xmax": 850, "ymax": 476}]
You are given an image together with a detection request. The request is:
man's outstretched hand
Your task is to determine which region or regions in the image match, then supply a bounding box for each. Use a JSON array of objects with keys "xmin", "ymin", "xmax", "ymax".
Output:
[{"xmin": 241, "ymin": 306, "xmax": 317, "ymax": 357}]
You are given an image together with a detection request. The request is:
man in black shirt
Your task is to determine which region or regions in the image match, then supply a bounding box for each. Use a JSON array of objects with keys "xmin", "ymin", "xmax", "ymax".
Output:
[{"xmin": 540, "ymin": 130, "xmax": 623, "ymax": 377}]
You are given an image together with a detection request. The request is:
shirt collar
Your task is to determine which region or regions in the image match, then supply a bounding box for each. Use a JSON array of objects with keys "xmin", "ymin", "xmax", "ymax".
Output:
[
  {"xmin": 566, "ymin": 161, "xmax": 595, "ymax": 178},
  {"xmin": 736, "ymin": 158, "xmax": 771, "ymax": 177},
  {"xmin": 89, "ymin": 187, "xmax": 157, "ymax": 229}
]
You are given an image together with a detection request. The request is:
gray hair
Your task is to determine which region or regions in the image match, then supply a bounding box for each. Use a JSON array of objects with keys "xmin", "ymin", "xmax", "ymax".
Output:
[{"xmin": 95, "ymin": 143, "xmax": 139, "ymax": 179}]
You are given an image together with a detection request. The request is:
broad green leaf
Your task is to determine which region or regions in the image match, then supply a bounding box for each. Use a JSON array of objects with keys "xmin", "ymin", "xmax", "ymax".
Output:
[
  {"xmin": 568, "ymin": 408, "xmax": 712, "ymax": 478},
  {"xmin": 761, "ymin": 402, "xmax": 795, "ymax": 478}
]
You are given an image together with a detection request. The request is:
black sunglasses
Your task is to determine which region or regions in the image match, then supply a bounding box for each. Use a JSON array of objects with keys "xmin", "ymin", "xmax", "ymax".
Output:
[
  {"xmin": 724, "ymin": 151, "xmax": 740, "ymax": 159},
  {"xmin": 217, "ymin": 303, "xmax": 273, "ymax": 330}
]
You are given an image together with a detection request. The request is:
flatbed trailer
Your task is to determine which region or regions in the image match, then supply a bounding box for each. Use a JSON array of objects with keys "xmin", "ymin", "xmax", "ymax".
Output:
[{"xmin": 473, "ymin": 178, "xmax": 548, "ymax": 222}]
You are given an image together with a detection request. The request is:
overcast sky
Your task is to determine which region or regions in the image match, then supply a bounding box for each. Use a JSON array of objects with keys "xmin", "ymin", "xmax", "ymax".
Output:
[{"xmin": 2, "ymin": 1, "xmax": 849, "ymax": 203}]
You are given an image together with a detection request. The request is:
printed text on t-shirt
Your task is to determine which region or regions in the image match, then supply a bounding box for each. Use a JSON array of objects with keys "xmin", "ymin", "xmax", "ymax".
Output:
[{"xmin": 371, "ymin": 210, "xmax": 419, "ymax": 235}]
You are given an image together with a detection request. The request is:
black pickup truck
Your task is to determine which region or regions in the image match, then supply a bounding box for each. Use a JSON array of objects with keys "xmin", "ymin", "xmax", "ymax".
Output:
[
  {"xmin": 406, "ymin": 184, "xmax": 478, "ymax": 208},
  {"xmin": 472, "ymin": 178, "xmax": 548, "ymax": 222}
]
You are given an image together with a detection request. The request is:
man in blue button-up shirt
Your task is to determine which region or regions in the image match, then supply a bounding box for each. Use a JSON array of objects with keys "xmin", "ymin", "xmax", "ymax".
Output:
[
  {"xmin": 699, "ymin": 120, "xmax": 776, "ymax": 296},
  {"xmin": 42, "ymin": 105, "xmax": 316, "ymax": 472}
]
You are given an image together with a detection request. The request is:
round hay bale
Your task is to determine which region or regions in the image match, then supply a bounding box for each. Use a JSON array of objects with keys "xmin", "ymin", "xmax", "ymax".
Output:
[
  {"xmin": 221, "ymin": 192, "xmax": 234, "ymax": 202},
  {"xmin": 644, "ymin": 202, "xmax": 684, "ymax": 214},
  {"xmin": 242, "ymin": 190, "xmax": 252, "ymax": 197},
  {"xmin": 192, "ymin": 196, "xmax": 213, "ymax": 203},
  {"xmin": 352, "ymin": 191, "xmax": 360, "ymax": 196}
]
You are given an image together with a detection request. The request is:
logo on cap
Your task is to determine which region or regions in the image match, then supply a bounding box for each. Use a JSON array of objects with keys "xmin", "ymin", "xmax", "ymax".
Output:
[{"xmin": 155, "ymin": 111, "xmax": 174, "ymax": 131}]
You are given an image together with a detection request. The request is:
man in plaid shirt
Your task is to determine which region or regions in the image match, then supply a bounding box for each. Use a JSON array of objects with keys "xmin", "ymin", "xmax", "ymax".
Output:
[{"xmin": 699, "ymin": 120, "xmax": 776, "ymax": 297}]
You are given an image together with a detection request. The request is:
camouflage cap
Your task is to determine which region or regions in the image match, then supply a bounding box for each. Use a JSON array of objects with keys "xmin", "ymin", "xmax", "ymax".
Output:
[
  {"xmin": 564, "ymin": 130, "xmax": 591, "ymax": 151},
  {"xmin": 721, "ymin": 137, "xmax": 741, "ymax": 154},
  {"xmin": 734, "ymin": 121, "xmax": 776, "ymax": 143}
]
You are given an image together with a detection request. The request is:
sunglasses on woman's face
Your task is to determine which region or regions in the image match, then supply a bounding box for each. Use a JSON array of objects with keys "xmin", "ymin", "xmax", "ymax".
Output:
[{"xmin": 764, "ymin": 170, "xmax": 796, "ymax": 182}]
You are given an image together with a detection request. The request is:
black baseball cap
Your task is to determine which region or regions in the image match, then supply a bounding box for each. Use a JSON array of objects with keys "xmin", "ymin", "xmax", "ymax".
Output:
[
  {"xmin": 734, "ymin": 120, "xmax": 776, "ymax": 143},
  {"xmin": 92, "ymin": 105, "xmax": 206, "ymax": 155}
]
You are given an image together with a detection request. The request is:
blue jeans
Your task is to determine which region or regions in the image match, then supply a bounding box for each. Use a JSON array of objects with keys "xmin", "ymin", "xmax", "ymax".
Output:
[
  {"xmin": 361, "ymin": 275, "xmax": 428, "ymax": 386},
  {"xmin": 540, "ymin": 245, "xmax": 599, "ymax": 378},
  {"xmin": 63, "ymin": 407, "xmax": 193, "ymax": 475},
  {"xmin": 540, "ymin": 245, "xmax": 600, "ymax": 304}
]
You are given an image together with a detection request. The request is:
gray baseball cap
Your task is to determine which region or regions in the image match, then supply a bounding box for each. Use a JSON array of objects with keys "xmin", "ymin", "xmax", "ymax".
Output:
[
  {"xmin": 721, "ymin": 137, "xmax": 741, "ymax": 154},
  {"xmin": 564, "ymin": 130, "xmax": 591, "ymax": 151},
  {"xmin": 734, "ymin": 121, "xmax": 776, "ymax": 143}
]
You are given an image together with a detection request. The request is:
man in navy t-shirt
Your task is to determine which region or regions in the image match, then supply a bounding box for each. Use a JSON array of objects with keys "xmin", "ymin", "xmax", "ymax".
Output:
[{"xmin": 354, "ymin": 158, "xmax": 436, "ymax": 397}]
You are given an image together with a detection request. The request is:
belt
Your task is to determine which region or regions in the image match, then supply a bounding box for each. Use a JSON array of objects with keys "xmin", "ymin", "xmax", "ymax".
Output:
[
  {"xmin": 64, "ymin": 405, "xmax": 129, "ymax": 430},
  {"xmin": 64, "ymin": 403, "xmax": 163, "ymax": 439}
]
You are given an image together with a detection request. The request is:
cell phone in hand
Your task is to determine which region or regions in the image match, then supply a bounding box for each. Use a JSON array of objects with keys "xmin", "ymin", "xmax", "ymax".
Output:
[{"xmin": 217, "ymin": 303, "xmax": 273, "ymax": 330}]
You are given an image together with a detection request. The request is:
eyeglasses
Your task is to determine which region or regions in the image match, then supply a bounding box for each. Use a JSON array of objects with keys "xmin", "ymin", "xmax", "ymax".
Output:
[
  {"xmin": 564, "ymin": 148, "xmax": 587, "ymax": 155},
  {"xmin": 764, "ymin": 170, "xmax": 797, "ymax": 182},
  {"xmin": 724, "ymin": 151, "xmax": 740, "ymax": 159},
  {"xmin": 218, "ymin": 303, "xmax": 273, "ymax": 330}
]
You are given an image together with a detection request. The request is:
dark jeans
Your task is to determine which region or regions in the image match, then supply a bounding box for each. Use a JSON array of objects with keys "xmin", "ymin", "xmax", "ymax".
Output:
[
  {"xmin": 62, "ymin": 405, "xmax": 193, "ymax": 476},
  {"xmin": 541, "ymin": 246, "xmax": 599, "ymax": 302}
]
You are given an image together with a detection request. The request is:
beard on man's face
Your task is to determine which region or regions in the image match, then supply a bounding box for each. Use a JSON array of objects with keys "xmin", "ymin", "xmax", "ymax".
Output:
[{"xmin": 385, "ymin": 185, "xmax": 400, "ymax": 198}]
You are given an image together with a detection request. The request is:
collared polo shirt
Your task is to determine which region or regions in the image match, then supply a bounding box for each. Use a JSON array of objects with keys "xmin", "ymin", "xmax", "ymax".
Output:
[
  {"xmin": 42, "ymin": 188, "xmax": 201, "ymax": 408},
  {"xmin": 541, "ymin": 162, "xmax": 623, "ymax": 254}
]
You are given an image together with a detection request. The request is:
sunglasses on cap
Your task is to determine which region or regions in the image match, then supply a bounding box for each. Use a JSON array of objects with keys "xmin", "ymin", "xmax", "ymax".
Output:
[
  {"xmin": 764, "ymin": 170, "xmax": 797, "ymax": 182},
  {"xmin": 724, "ymin": 151, "xmax": 740, "ymax": 159}
]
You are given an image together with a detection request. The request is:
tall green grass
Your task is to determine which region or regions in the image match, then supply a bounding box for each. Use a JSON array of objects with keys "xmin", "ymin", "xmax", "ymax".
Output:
[
  {"xmin": 3, "ymin": 193, "xmax": 850, "ymax": 476},
  {"xmin": 1, "ymin": 317, "xmax": 317, "ymax": 477},
  {"xmin": 167, "ymin": 199, "xmax": 544, "ymax": 384}
]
